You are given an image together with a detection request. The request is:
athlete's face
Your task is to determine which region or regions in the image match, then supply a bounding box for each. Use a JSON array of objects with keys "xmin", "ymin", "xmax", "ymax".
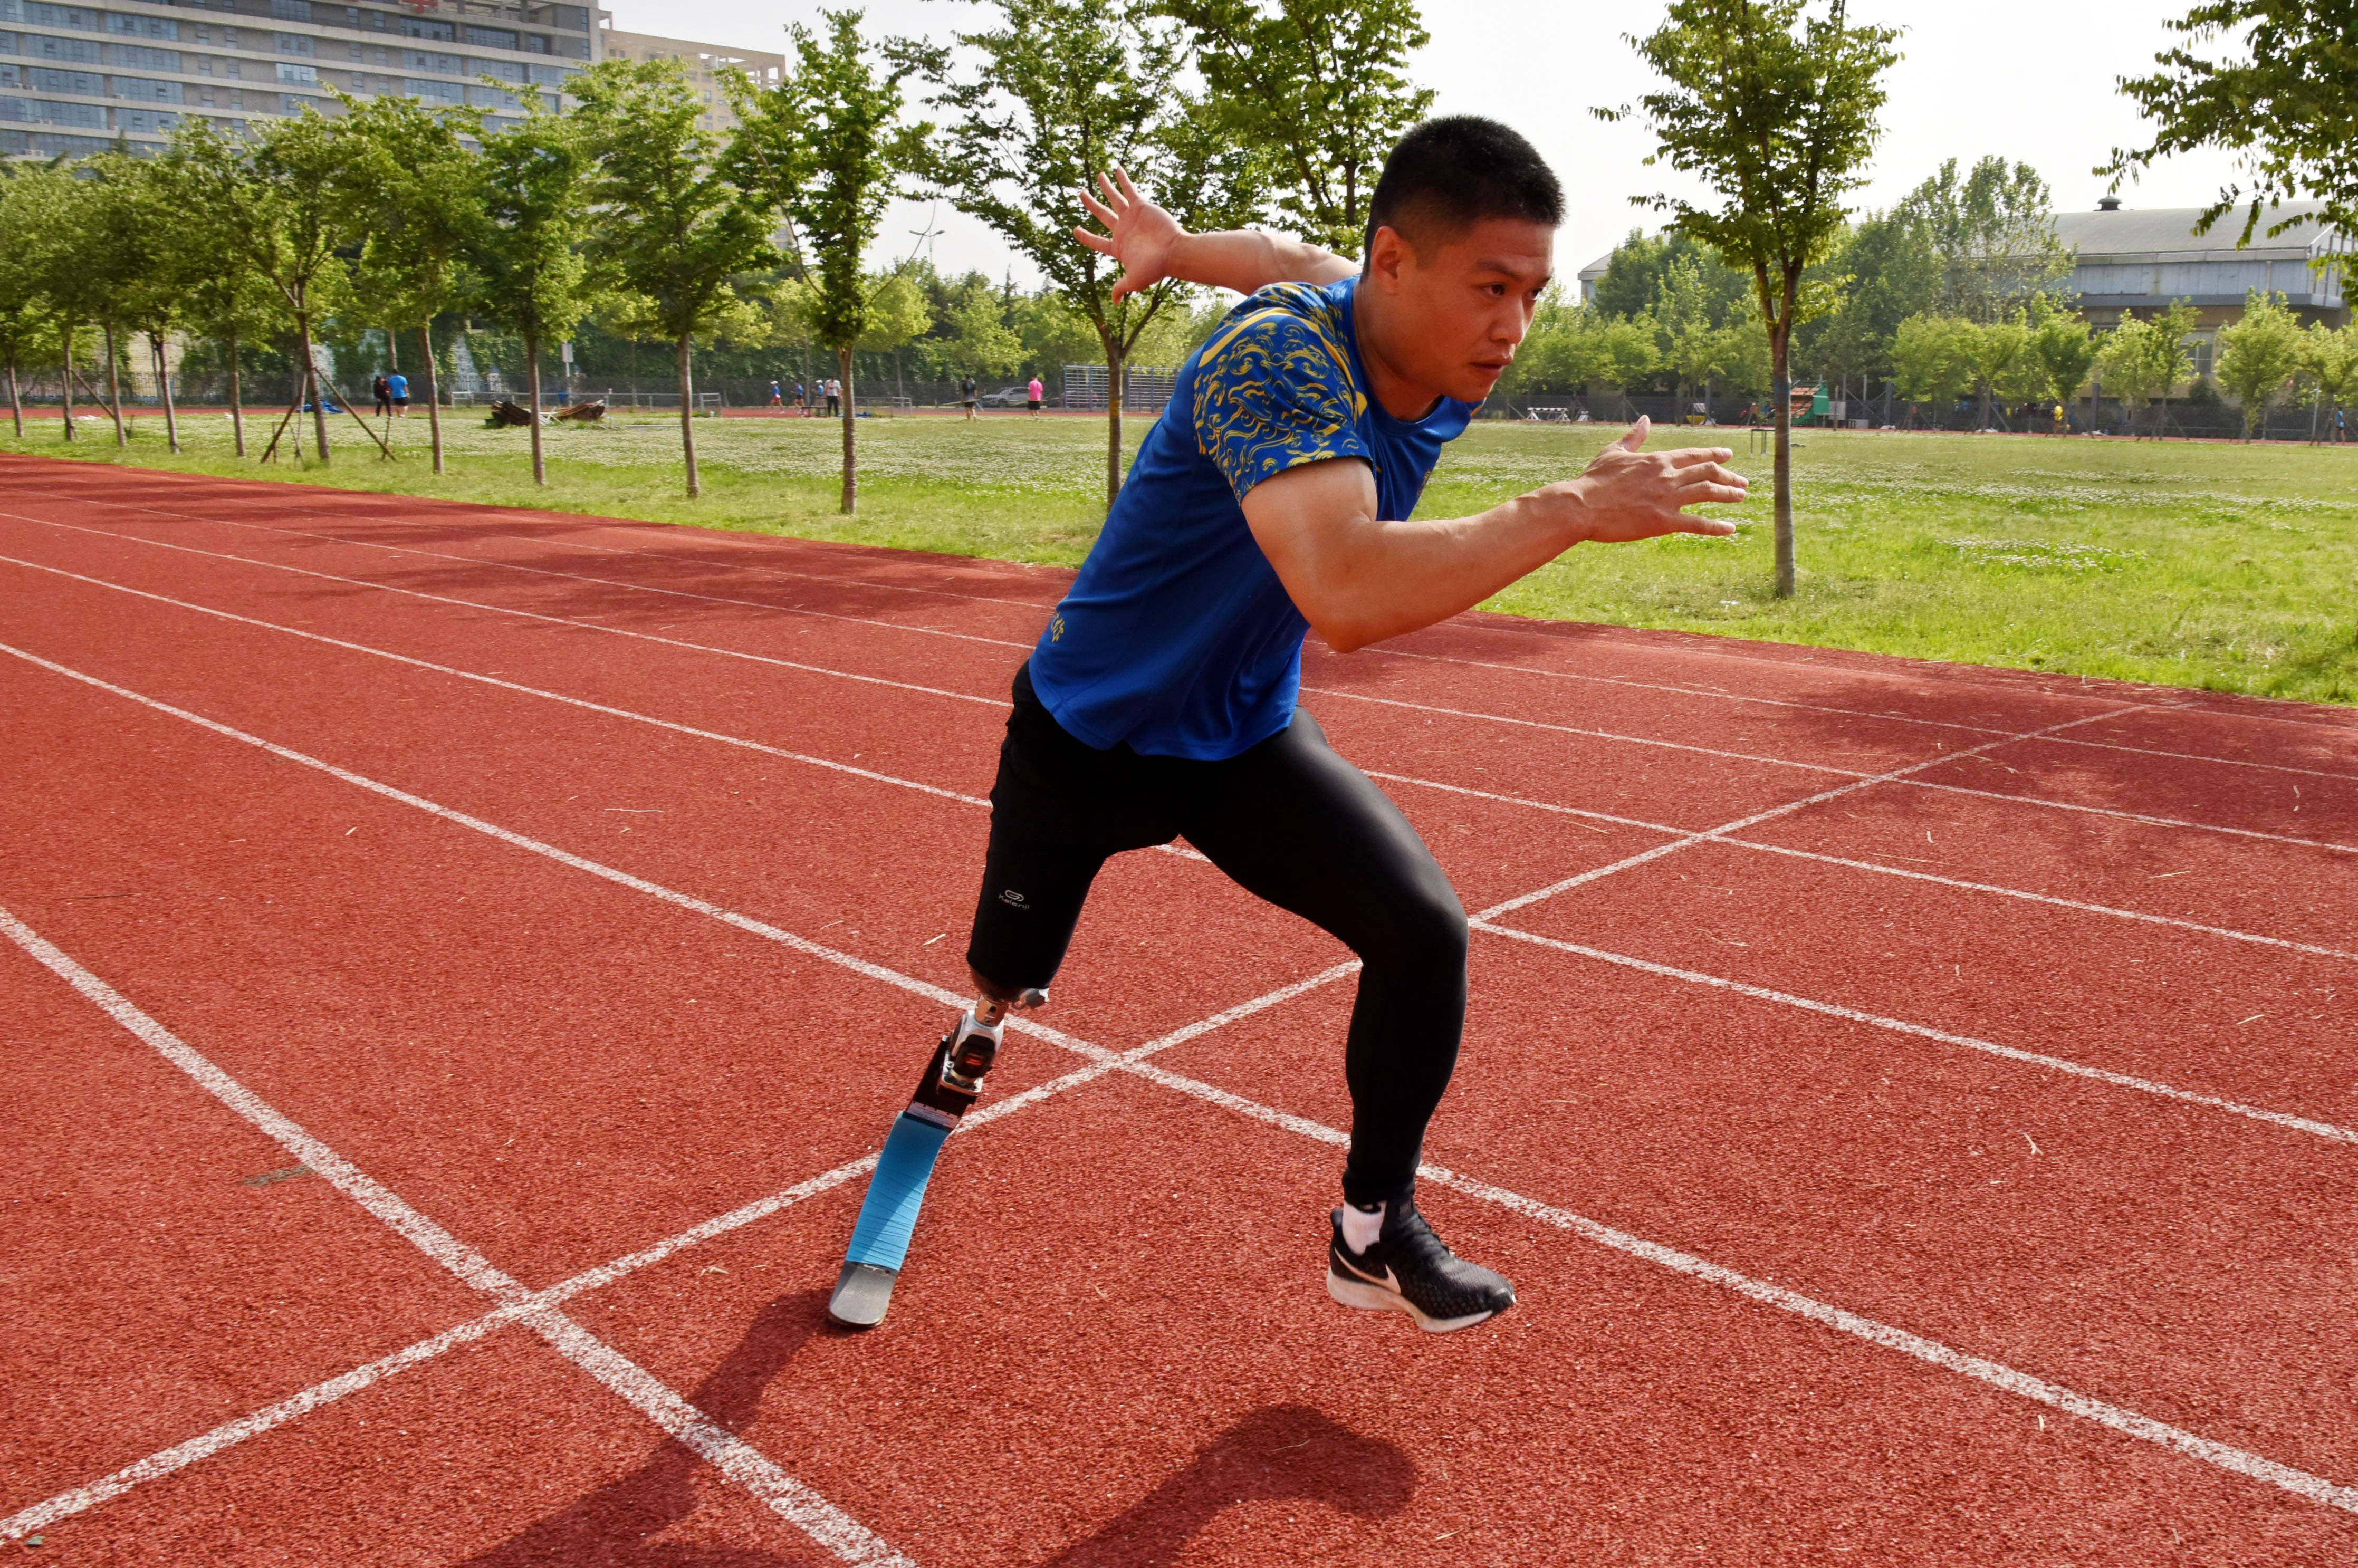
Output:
[{"xmin": 1361, "ymin": 218, "xmax": 1555, "ymax": 408}]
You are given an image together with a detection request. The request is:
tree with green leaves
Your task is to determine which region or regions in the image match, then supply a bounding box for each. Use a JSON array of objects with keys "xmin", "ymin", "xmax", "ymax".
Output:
[
  {"xmin": 1961, "ymin": 314, "xmax": 2030, "ymax": 429},
  {"xmin": 1603, "ymin": 0, "xmax": 1900, "ymax": 598},
  {"xmin": 907, "ymin": 0, "xmax": 1263, "ymax": 505},
  {"xmin": 467, "ymin": 103, "xmax": 596, "ymax": 485},
  {"xmin": 856, "ymin": 268, "xmax": 934, "ymax": 402},
  {"xmin": 328, "ymin": 91, "xmax": 485, "ymax": 475},
  {"xmin": 2027, "ymin": 300, "xmax": 2097, "ymax": 430},
  {"xmin": 1158, "ymin": 0, "xmax": 1425, "ymax": 256},
  {"xmin": 52, "ymin": 153, "xmax": 150, "ymax": 447},
  {"xmin": 1804, "ymin": 205, "xmax": 1938, "ymax": 388},
  {"xmin": 732, "ymin": 9, "xmax": 921, "ymax": 513},
  {"xmin": 936, "ymin": 273, "xmax": 1023, "ymax": 379},
  {"xmin": 236, "ymin": 111, "xmax": 367, "ymax": 464},
  {"xmin": 2213, "ymin": 290, "xmax": 2305, "ymax": 440},
  {"xmin": 2108, "ymin": 2, "xmax": 2358, "ymax": 249},
  {"xmin": 1890, "ymin": 313, "xmax": 1974, "ymax": 426},
  {"xmin": 573, "ymin": 56, "xmax": 776, "ymax": 497},
  {"xmin": 2095, "ymin": 301, "xmax": 2198, "ymax": 438},
  {"xmin": 158, "ymin": 120, "xmax": 285, "ymax": 458},
  {"xmin": 0, "ymin": 162, "xmax": 70, "ymax": 440},
  {"xmin": 2300, "ymin": 321, "xmax": 2358, "ymax": 444},
  {"xmin": 1898, "ymin": 157, "xmax": 2074, "ymax": 323}
]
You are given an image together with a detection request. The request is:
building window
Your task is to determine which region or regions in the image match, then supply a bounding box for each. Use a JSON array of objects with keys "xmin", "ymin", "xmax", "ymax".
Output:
[
  {"xmin": 275, "ymin": 60, "xmax": 315, "ymax": 82},
  {"xmin": 276, "ymin": 32, "xmax": 313, "ymax": 54},
  {"xmin": 270, "ymin": 0, "xmax": 312, "ymax": 20},
  {"xmin": 111, "ymin": 44, "xmax": 181, "ymax": 70},
  {"xmin": 23, "ymin": 4, "xmax": 104, "ymax": 33},
  {"xmin": 464, "ymin": 25, "xmax": 515, "ymax": 49},
  {"xmin": 106, "ymin": 12, "xmax": 177, "ymax": 38},
  {"xmin": 226, "ymin": 58, "xmax": 239, "ymax": 76},
  {"xmin": 525, "ymin": 32, "xmax": 548, "ymax": 52},
  {"xmin": 400, "ymin": 16, "xmax": 453, "ymax": 40}
]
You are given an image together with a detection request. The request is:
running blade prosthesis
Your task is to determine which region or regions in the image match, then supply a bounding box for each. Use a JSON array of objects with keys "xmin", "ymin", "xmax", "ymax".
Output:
[{"xmin": 828, "ymin": 993, "xmax": 1035, "ymax": 1329}]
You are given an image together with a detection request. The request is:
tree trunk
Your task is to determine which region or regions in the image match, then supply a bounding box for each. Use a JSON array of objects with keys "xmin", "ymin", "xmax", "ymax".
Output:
[
  {"xmin": 418, "ymin": 320, "xmax": 444, "ymax": 474},
  {"xmin": 101, "ymin": 321, "xmax": 127, "ymax": 446},
  {"xmin": 5, "ymin": 350, "xmax": 19, "ymax": 439},
  {"xmin": 227, "ymin": 330, "xmax": 246, "ymax": 457},
  {"xmin": 677, "ymin": 331, "xmax": 700, "ymax": 499},
  {"xmin": 1105, "ymin": 340, "xmax": 1125, "ymax": 508},
  {"xmin": 838, "ymin": 343, "xmax": 856, "ymax": 514},
  {"xmin": 526, "ymin": 324, "xmax": 545, "ymax": 485},
  {"xmin": 1772, "ymin": 341, "xmax": 1795, "ymax": 600},
  {"xmin": 386, "ymin": 325, "xmax": 399, "ymax": 373},
  {"xmin": 297, "ymin": 311, "xmax": 331, "ymax": 463},
  {"xmin": 153, "ymin": 333, "xmax": 179, "ymax": 454},
  {"xmin": 61, "ymin": 324, "xmax": 75, "ymax": 441}
]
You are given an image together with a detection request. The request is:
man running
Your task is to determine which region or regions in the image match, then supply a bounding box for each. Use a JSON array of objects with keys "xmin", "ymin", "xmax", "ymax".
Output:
[{"xmin": 933, "ymin": 118, "xmax": 1745, "ymax": 1334}]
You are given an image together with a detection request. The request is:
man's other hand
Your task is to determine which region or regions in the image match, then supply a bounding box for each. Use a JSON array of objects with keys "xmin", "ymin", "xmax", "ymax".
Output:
[
  {"xmin": 1566, "ymin": 417, "xmax": 1748, "ymax": 542},
  {"xmin": 1074, "ymin": 166, "xmax": 1183, "ymax": 303}
]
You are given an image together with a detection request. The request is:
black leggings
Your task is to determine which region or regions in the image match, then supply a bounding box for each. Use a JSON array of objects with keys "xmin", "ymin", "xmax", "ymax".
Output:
[{"xmin": 968, "ymin": 665, "xmax": 1466, "ymax": 1206}]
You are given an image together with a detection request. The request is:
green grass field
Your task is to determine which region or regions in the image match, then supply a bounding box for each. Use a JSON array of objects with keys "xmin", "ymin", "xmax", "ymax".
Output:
[{"xmin": 7, "ymin": 405, "xmax": 2354, "ymax": 705}]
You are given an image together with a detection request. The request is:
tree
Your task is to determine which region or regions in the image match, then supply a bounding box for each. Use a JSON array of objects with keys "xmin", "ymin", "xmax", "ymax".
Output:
[
  {"xmin": 112, "ymin": 153, "xmax": 203, "ymax": 454},
  {"xmin": 1159, "ymin": 0, "xmax": 1425, "ymax": 256},
  {"xmin": 0, "ymin": 162, "xmax": 70, "ymax": 441},
  {"xmin": 468, "ymin": 103, "xmax": 596, "ymax": 485},
  {"xmin": 2213, "ymin": 290, "xmax": 2305, "ymax": 440},
  {"xmin": 54, "ymin": 153, "xmax": 147, "ymax": 447},
  {"xmin": 2027, "ymin": 300, "xmax": 2098, "ymax": 430},
  {"xmin": 238, "ymin": 110, "xmax": 366, "ymax": 464},
  {"xmin": 2300, "ymin": 321, "xmax": 2358, "ymax": 444},
  {"xmin": 2109, "ymin": 1, "xmax": 2358, "ymax": 249},
  {"xmin": 908, "ymin": 0, "xmax": 1262, "ymax": 506},
  {"xmin": 1890, "ymin": 313, "xmax": 1975, "ymax": 426},
  {"xmin": 1604, "ymin": 0, "xmax": 1900, "ymax": 598},
  {"xmin": 158, "ymin": 120, "xmax": 285, "ymax": 459},
  {"xmin": 936, "ymin": 274, "xmax": 1022, "ymax": 378},
  {"xmin": 732, "ymin": 10, "xmax": 921, "ymax": 514},
  {"xmin": 328, "ymin": 91, "xmax": 485, "ymax": 475},
  {"xmin": 2095, "ymin": 301, "xmax": 2197, "ymax": 437},
  {"xmin": 1899, "ymin": 156, "xmax": 2074, "ymax": 322},
  {"xmin": 1805, "ymin": 205, "xmax": 1938, "ymax": 391},
  {"xmin": 1960, "ymin": 314, "xmax": 2031, "ymax": 429},
  {"xmin": 572, "ymin": 57, "xmax": 776, "ymax": 497}
]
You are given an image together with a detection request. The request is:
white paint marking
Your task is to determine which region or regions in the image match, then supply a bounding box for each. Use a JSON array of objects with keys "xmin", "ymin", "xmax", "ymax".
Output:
[
  {"xmin": 6, "ymin": 647, "xmax": 2354, "ymax": 1526},
  {"xmin": 1469, "ymin": 919, "xmax": 2358, "ymax": 1144},
  {"xmin": 0, "ymin": 903, "xmax": 913, "ymax": 1565}
]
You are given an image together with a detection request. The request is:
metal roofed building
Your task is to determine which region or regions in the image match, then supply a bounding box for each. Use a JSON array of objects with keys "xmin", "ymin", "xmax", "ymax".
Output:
[
  {"xmin": 1, "ymin": 0, "xmax": 598, "ymax": 161},
  {"xmin": 594, "ymin": 24, "xmax": 778, "ymax": 137},
  {"xmin": 2060, "ymin": 197, "xmax": 2347, "ymax": 331}
]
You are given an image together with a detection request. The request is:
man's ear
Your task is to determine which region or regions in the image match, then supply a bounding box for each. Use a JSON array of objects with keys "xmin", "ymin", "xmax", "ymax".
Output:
[{"xmin": 1363, "ymin": 224, "xmax": 1413, "ymax": 295}]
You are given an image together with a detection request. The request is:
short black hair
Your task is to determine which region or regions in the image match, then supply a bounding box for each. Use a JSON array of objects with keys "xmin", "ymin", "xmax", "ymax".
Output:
[{"xmin": 1364, "ymin": 116, "xmax": 1564, "ymax": 258}]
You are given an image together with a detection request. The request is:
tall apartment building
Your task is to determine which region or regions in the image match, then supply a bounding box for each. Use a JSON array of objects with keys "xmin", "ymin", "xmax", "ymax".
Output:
[
  {"xmin": 595, "ymin": 24, "xmax": 779, "ymax": 137},
  {"xmin": 0, "ymin": 0, "xmax": 599, "ymax": 161}
]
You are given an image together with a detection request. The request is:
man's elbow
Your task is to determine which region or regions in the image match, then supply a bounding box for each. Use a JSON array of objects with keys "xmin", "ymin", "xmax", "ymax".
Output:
[{"xmin": 1306, "ymin": 609, "xmax": 1379, "ymax": 655}]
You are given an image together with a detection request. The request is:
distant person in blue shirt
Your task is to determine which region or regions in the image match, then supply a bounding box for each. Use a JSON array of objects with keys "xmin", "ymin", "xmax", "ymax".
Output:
[
  {"xmin": 923, "ymin": 119, "xmax": 1745, "ymax": 1334},
  {"xmin": 386, "ymin": 371, "xmax": 409, "ymax": 417}
]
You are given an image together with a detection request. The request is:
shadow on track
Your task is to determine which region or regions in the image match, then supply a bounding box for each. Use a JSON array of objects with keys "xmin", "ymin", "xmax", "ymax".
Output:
[
  {"xmin": 455, "ymin": 1290, "xmax": 832, "ymax": 1567},
  {"xmin": 1038, "ymin": 1402, "xmax": 1415, "ymax": 1566}
]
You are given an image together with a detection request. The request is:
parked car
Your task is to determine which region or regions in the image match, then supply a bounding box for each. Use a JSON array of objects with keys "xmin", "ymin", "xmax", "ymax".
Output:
[{"xmin": 978, "ymin": 384, "xmax": 1046, "ymax": 408}]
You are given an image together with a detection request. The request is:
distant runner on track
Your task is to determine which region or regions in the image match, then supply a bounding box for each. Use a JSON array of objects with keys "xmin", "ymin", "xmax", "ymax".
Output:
[{"xmin": 829, "ymin": 117, "xmax": 1747, "ymax": 1335}]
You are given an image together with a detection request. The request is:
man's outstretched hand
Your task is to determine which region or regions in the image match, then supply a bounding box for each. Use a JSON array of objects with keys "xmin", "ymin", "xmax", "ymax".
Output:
[
  {"xmin": 1074, "ymin": 166, "xmax": 1183, "ymax": 303},
  {"xmin": 1568, "ymin": 417, "xmax": 1748, "ymax": 542}
]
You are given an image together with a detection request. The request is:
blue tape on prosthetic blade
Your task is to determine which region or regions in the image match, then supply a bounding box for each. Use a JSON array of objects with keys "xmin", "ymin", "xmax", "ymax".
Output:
[{"xmin": 844, "ymin": 1111, "xmax": 954, "ymax": 1271}]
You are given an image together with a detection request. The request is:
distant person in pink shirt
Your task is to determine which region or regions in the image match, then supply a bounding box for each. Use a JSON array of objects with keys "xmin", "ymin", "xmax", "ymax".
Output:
[{"xmin": 1027, "ymin": 375, "xmax": 1044, "ymax": 415}]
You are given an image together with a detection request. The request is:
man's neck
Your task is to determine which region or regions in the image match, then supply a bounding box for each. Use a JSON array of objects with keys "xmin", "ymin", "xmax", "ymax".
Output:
[{"xmin": 1351, "ymin": 283, "xmax": 1445, "ymax": 422}]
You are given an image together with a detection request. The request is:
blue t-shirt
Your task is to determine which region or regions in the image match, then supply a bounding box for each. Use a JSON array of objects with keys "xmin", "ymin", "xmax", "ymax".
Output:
[
  {"xmin": 386, "ymin": 373, "xmax": 408, "ymax": 398},
  {"xmin": 1027, "ymin": 276, "xmax": 1473, "ymax": 759}
]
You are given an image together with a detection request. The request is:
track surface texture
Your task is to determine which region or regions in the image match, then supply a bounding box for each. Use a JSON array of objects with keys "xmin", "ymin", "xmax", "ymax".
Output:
[{"xmin": 5, "ymin": 454, "xmax": 2356, "ymax": 1566}]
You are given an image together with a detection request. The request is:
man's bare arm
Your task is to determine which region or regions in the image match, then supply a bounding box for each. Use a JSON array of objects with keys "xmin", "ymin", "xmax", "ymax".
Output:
[
  {"xmin": 1242, "ymin": 419, "xmax": 1749, "ymax": 654},
  {"xmin": 1076, "ymin": 167, "xmax": 1355, "ymax": 301}
]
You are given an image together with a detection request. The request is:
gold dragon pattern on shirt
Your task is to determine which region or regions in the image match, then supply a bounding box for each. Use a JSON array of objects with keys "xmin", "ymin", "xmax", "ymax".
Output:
[{"xmin": 1193, "ymin": 283, "xmax": 1375, "ymax": 502}]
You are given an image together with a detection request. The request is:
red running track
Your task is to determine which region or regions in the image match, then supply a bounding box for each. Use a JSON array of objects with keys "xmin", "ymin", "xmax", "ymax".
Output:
[{"xmin": 4, "ymin": 453, "xmax": 2357, "ymax": 1566}]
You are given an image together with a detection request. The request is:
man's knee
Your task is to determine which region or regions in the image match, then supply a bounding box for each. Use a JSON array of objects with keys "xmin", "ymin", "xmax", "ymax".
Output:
[{"xmin": 1377, "ymin": 879, "xmax": 1468, "ymax": 977}]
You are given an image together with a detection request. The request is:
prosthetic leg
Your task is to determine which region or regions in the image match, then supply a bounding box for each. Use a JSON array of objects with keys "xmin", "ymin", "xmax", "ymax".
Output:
[{"xmin": 827, "ymin": 987, "xmax": 1044, "ymax": 1329}]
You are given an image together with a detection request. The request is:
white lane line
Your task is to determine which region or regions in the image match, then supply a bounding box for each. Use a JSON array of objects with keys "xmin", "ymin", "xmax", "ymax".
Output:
[
  {"xmin": 1373, "ymin": 771, "xmax": 2358, "ymax": 965},
  {"xmin": 17, "ymin": 476, "xmax": 2358, "ymax": 774},
  {"xmin": 11, "ymin": 649, "xmax": 2356, "ymax": 1524},
  {"xmin": 1477, "ymin": 706, "xmax": 2141, "ymax": 922},
  {"xmin": 17, "ymin": 515, "xmax": 2353, "ymax": 858},
  {"xmin": 0, "ymin": 519, "xmax": 1008, "ymax": 703},
  {"xmin": 0, "ymin": 553, "xmax": 994, "ymax": 806},
  {"xmin": 1100, "ymin": 1060, "xmax": 2358, "ymax": 1517},
  {"xmin": 0, "ymin": 905, "xmax": 914, "ymax": 1566},
  {"xmin": 0, "ymin": 508, "xmax": 1037, "ymax": 653},
  {"xmin": 7, "ymin": 546, "xmax": 2333, "ymax": 962},
  {"xmin": 13, "ymin": 481, "xmax": 1066, "ymax": 611},
  {"xmin": 1468, "ymin": 918, "xmax": 2358, "ymax": 1144}
]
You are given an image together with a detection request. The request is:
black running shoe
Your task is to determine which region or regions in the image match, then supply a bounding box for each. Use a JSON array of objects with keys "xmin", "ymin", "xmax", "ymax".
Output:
[{"xmin": 1327, "ymin": 1200, "xmax": 1515, "ymax": 1333}]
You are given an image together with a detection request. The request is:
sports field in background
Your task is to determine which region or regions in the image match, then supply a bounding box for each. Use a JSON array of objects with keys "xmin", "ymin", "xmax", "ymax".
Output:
[{"xmin": 5, "ymin": 410, "xmax": 2353, "ymax": 705}]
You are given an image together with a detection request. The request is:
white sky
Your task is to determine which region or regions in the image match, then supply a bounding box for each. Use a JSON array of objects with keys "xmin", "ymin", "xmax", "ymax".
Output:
[{"xmin": 603, "ymin": 0, "xmax": 2255, "ymax": 284}]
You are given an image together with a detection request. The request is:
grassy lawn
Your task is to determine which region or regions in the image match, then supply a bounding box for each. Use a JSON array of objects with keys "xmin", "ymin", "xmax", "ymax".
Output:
[{"xmin": 7, "ymin": 405, "xmax": 2355, "ymax": 705}]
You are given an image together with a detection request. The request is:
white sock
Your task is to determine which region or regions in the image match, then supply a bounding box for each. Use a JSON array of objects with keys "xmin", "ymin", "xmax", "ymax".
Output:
[{"xmin": 1340, "ymin": 1200, "xmax": 1385, "ymax": 1253}]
